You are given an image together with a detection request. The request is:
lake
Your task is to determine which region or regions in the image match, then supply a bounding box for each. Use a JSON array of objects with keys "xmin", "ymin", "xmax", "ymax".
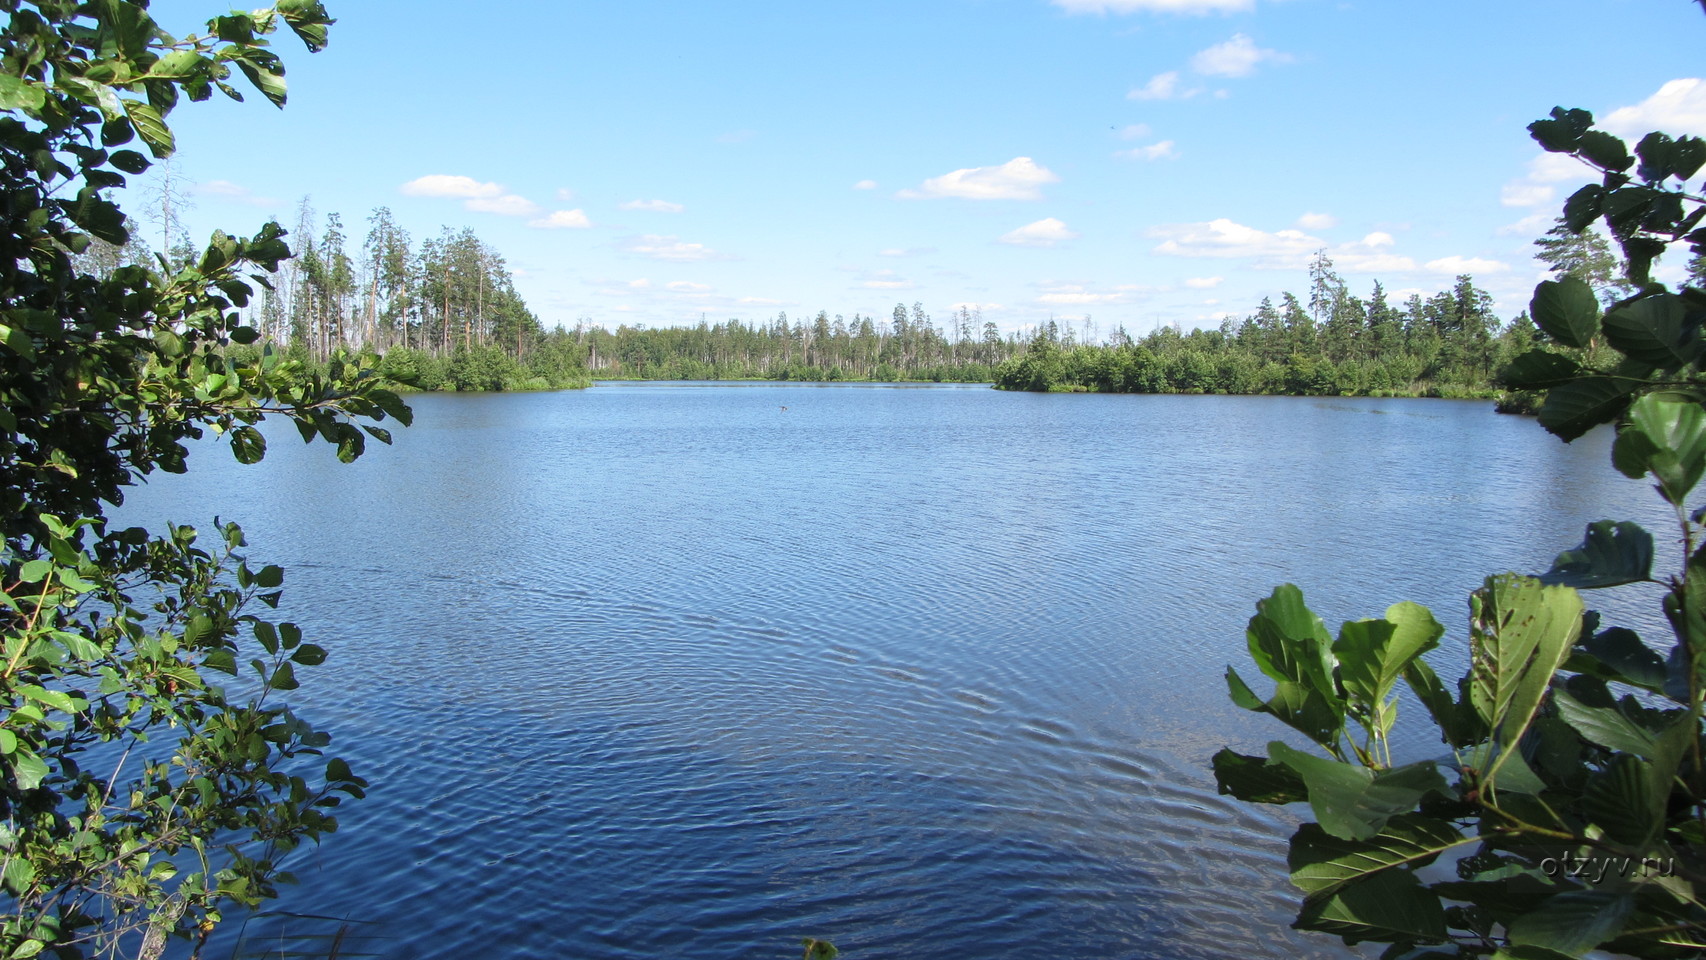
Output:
[{"xmin": 117, "ymin": 382, "xmax": 1671, "ymax": 960}]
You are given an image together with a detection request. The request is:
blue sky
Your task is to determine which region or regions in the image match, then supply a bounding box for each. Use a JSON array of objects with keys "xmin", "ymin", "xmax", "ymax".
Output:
[{"xmin": 136, "ymin": 0, "xmax": 1706, "ymax": 336}]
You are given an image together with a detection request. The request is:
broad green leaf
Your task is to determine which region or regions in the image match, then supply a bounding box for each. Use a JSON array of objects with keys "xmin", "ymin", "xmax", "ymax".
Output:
[
  {"xmin": 1467, "ymin": 575, "xmax": 1583, "ymax": 781},
  {"xmin": 1294, "ymin": 868, "xmax": 1448, "ymax": 944},
  {"xmin": 0, "ymin": 76, "xmax": 46, "ymax": 112},
  {"xmin": 1528, "ymin": 107, "xmax": 1593, "ymax": 153},
  {"xmin": 230, "ymin": 425, "xmax": 266, "ymax": 464},
  {"xmin": 1268, "ymin": 742, "xmax": 1445, "ymax": 841},
  {"xmin": 1212, "ymin": 748, "xmax": 1307, "ymax": 804},
  {"xmin": 1567, "ymin": 627, "xmax": 1666, "ymax": 693},
  {"xmin": 1577, "ymin": 130, "xmax": 1634, "ymax": 172},
  {"xmin": 1601, "ymin": 295, "xmax": 1700, "ymax": 371},
  {"xmin": 1530, "ymin": 278, "xmax": 1600, "ymax": 349},
  {"xmin": 1500, "ymin": 350, "xmax": 1582, "ymax": 390},
  {"xmin": 1227, "ymin": 667, "xmax": 1344, "ymax": 749},
  {"xmin": 1581, "ymin": 754, "xmax": 1661, "ymax": 846},
  {"xmin": 1554, "ymin": 686, "xmax": 1686, "ymax": 760},
  {"xmin": 1335, "ymin": 603, "xmax": 1443, "ymax": 719},
  {"xmin": 10, "ymin": 752, "xmax": 48, "ymax": 790},
  {"xmin": 1538, "ymin": 377, "xmax": 1633, "ymax": 441},
  {"xmin": 1538, "ymin": 521, "xmax": 1653, "ymax": 588},
  {"xmin": 1620, "ymin": 394, "xmax": 1706, "ymax": 505},
  {"xmin": 122, "ymin": 99, "xmax": 174, "ymax": 158},
  {"xmin": 1288, "ymin": 814, "xmax": 1468, "ymax": 898},
  {"xmin": 1508, "ymin": 890, "xmax": 1633, "ymax": 956}
]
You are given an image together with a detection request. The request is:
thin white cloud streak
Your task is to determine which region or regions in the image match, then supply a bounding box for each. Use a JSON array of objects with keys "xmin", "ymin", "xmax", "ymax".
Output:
[{"xmin": 1117, "ymin": 140, "xmax": 1178, "ymax": 160}]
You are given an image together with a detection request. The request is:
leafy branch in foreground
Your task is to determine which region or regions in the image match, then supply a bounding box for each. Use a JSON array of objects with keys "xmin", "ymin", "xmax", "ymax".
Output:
[
  {"xmin": 1217, "ymin": 109, "xmax": 1706, "ymax": 958},
  {"xmin": 0, "ymin": 2, "xmax": 408, "ymax": 957}
]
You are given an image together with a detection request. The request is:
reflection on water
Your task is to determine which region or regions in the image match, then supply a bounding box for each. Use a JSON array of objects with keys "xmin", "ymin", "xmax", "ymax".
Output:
[{"xmin": 120, "ymin": 384, "xmax": 1668, "ymax": 959}]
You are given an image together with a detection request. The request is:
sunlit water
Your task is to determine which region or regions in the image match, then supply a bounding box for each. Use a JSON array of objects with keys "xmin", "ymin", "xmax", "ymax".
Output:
[{"xmin": 116, "ymin": 383, "xmax": 1674, "ymax": 960}]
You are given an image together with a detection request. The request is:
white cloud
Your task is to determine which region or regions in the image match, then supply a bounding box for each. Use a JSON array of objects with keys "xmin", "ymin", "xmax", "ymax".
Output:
[
  {"xmin": 1053, "ymin": 0, "xmax": 1253, "ymax": 13},
  {"xmin": 999, "ymin": 218, "xmax": 1079, "ymax": 247},
  {"xmin": 555, "ymin": 187, "xmax": 577, "ymax": 201},
  {"xmin": 1296, "ymin": 211, "xmax": 1337, "ymax": 230},
  {"xmin": 1117, "ymin": 140, "xmax": 1178, "ymax": 160},
  {"xmin": 738, "ymin": 297, "xmax": 788, "ymax": 306},
  {"xmin": 1500, "ymin": 183, "xmax": 1555, "ymax": 208},
  {"xmin": 468, "ymin": 194, "xmax": 542, "ymax": 217},
  {"xmin": 399, "ymin": 174, "xmax": 503, "ymax": 199},
  {"xmin": 620, "ymin": 199, "xmax": 685, "ymax": 213},
  {"xmin": 1602, "ymin": 78, "xmax": 1706, "ymax": 138},
  {"xmin": 878, "ymin": 247, "xmax": 935, "ymax": 258},
  {"xmin": 859, "ymin": 269, "xmax": 915, "ymax": 290},
  {"xmin": 1190, "ymin": 34, "xmax": 1290, "ymax": 78},
  {"xmin": 1129, "ymin": 71, "xmax": 1195, "ymax": 101},
  {"xmin": 666, "ymin": 281, "xmax": 713, "ymax": 293},
  {"xmin": 1149, "ymin": 218, "xmax": 1323, "ymax": 267},
  {"xmin": 1425, "ymin": 255, "xmax": 1510, "ymax": 275},
  {"xmin": 1185, "ymin": 276, "xmax": 1223, "ymax": 289},
  {"xmin": 952, "ymin": 301, "xmax": 1005, "ymax": 314},
  {"xmin": 1117, "ymin": 124, "xmax": 1153, "ymax": 140},
  {"xmin": 899, "ymin": 157, "xmax": 1060, "ymax": 200},
  {"xmin": 619, "ymin": 234, "xmax": 723, "ymax": 261},
  {"xmin": 853, "ymin": 179, "xmax": 878, "ymax": 190},
  {"xmin": 529, "ymin": 209, "xmax": 592, "ymax": 229}
]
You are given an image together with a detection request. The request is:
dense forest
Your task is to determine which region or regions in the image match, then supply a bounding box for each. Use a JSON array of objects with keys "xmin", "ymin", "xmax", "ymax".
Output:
[
  {"xmin": 80, "ymin": 190, "xmax": 591, "ymax": 391},
  {"xmin": 992, "ymin": 259, "xmax": 1533, "ymax": 398}
]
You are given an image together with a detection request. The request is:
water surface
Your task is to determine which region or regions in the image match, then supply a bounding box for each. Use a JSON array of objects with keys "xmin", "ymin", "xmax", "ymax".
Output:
[{"xmin": 119, "ymin": 383, "xmax": 1670, "ymax": 959}]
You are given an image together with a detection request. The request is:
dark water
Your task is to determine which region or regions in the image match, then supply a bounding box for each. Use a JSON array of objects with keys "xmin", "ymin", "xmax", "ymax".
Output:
[{"xmin": 117, "ymin": 383, "xmax": 1672, "ymax": 960}]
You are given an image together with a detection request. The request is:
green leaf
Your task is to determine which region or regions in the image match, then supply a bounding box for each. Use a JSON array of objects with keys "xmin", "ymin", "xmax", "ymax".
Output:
[
  {"xmin": 1581, "ymin": 753, "xmax": 1662, "ymax": 846},
  {"xmin": 1402, "ymin": 658, "xmax": 1482, "ymax": 748},
  {"xmin": 1467, "ymin": 575, "xmax": 1583, "ymax": 784},
  {"xmin": 1530, "ymin": 278, "xmax": 1600, "ymax": 349},
  {"xmin": 122, "ymin": 99, "xmax": 174, "ymax": 158},
  {"xmin": 1507, "ymin": 890, "xmax": 1633, "ymax": 956},
  {"xmin": 1212, "ymin": 748, "xmax": 1307, "ymax": 804},
  {"xmin": 1288, "ymin": 814, "xmax": 1468, "ymax": 899},
  {"xmin": 1268, "ymin": 742, "xmax": 1445, "ymax": 841},
  {"xmin": 1568, "ymin": 627, "xmax": 1667, "ymax": 693},
  {"xmin": 1619, "ymin": 394, "xmax": 1706, "ymax": 505},
  {"xmin": 1529, "ymin": 107, "xmax": 1593, "ymax": 153},
  {"xmin": 1554, "ymin": 686, "xmax": 1687, "ymax": 762},
  {"xmin": 1600, "ymin": 295, "xmax": 1700, "ymax": 371},
  {"xmin": 1500, "ymin": 350, "xmax": 1583, "ymax": 390},
  {"xmin": 10, "ymin": 752, "xmax": 48, "ymax": 790},
  {"xmin": 1335, "ymin": 603, "xmax": 1443, "ymax": 719},
  {"xmin": 290, "ymin": 643, "xmax": 327, "ymax": 666},
  {"xmin": 1294, "ymin": 868, "xmax": 1448, "ymax": 944},
  {"xmin": 230, "ymin": 425, "xmax": 266, "ymax": 464},
  {"xmin": 1577, "ymin": 130, "xmax": 1633, "ymax": 172},
  {"xmin": 1538, "ymin": 377, "xmax": 1634, "ymax": 442},
  {"xmin": 268, "ymin": 661, "xmax": 299, "ymax": 690},
  {"xmin": 0, "ymin": 76, "xmax": 46, "ymax": 112},
  {"xmin": 1538, "ymin": 521, "xmax": 1653, "ymax": 588}
]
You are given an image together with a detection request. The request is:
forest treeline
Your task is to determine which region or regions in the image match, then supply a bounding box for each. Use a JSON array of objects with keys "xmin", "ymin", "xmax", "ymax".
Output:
[
  {"xmin": 93, "ymin": 187, "xmax": 1603, "ymax": 399},
  {"xmin": 82, "ymin": 198, "xmax": 591, "ymax": 391},
  {"xmin": 994, "ymin": 256, "xmax": 1535, "ymax": 398}
]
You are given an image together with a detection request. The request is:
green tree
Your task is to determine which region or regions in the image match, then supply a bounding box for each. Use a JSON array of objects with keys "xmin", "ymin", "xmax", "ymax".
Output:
[
  {"xmin": 0, "ymin": 3, "xmax": 403, "ymax": 956},
  {"xmin": 1534, "ymin": 214, "xmax": 1632, "ymax": 306},
  {"xmin": 1217, "ymin": 106, "xmax": 1706, "ymax": 957}
]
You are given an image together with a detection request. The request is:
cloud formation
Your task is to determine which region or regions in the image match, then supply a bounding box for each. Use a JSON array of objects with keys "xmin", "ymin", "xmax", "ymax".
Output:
[
  {"xmin": 853, "ymin": 179, "xmax": 878, "ymax": 190},
  {"xmin": 1602, "ymin": 78, "xmax": 1706, "ymax": 138},
  {"xmin": 529, "ymin": 209, "xmax": 593, "ymax": 229},
  {"xmin": 999, "ymin": 218, "xmax": 1079, "ymax": 247},
  {"xmin": 899, "ymin": 157, "xmax": 1059, "ymax": 200},
  {"xmin": 1190, "ymin": 34, "xmax": 1290, "ymax": 78},
  {"xmin": 401, "ymin": 174, "xmax": 540, "ymax": 218},
  {"xmin": 1129, "ymin": 71, "xmax": 1191, "ymax": 101},
  {"xmin": 1296, "ymin": 212, "xmax": 1337, "ymax": 230}
]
